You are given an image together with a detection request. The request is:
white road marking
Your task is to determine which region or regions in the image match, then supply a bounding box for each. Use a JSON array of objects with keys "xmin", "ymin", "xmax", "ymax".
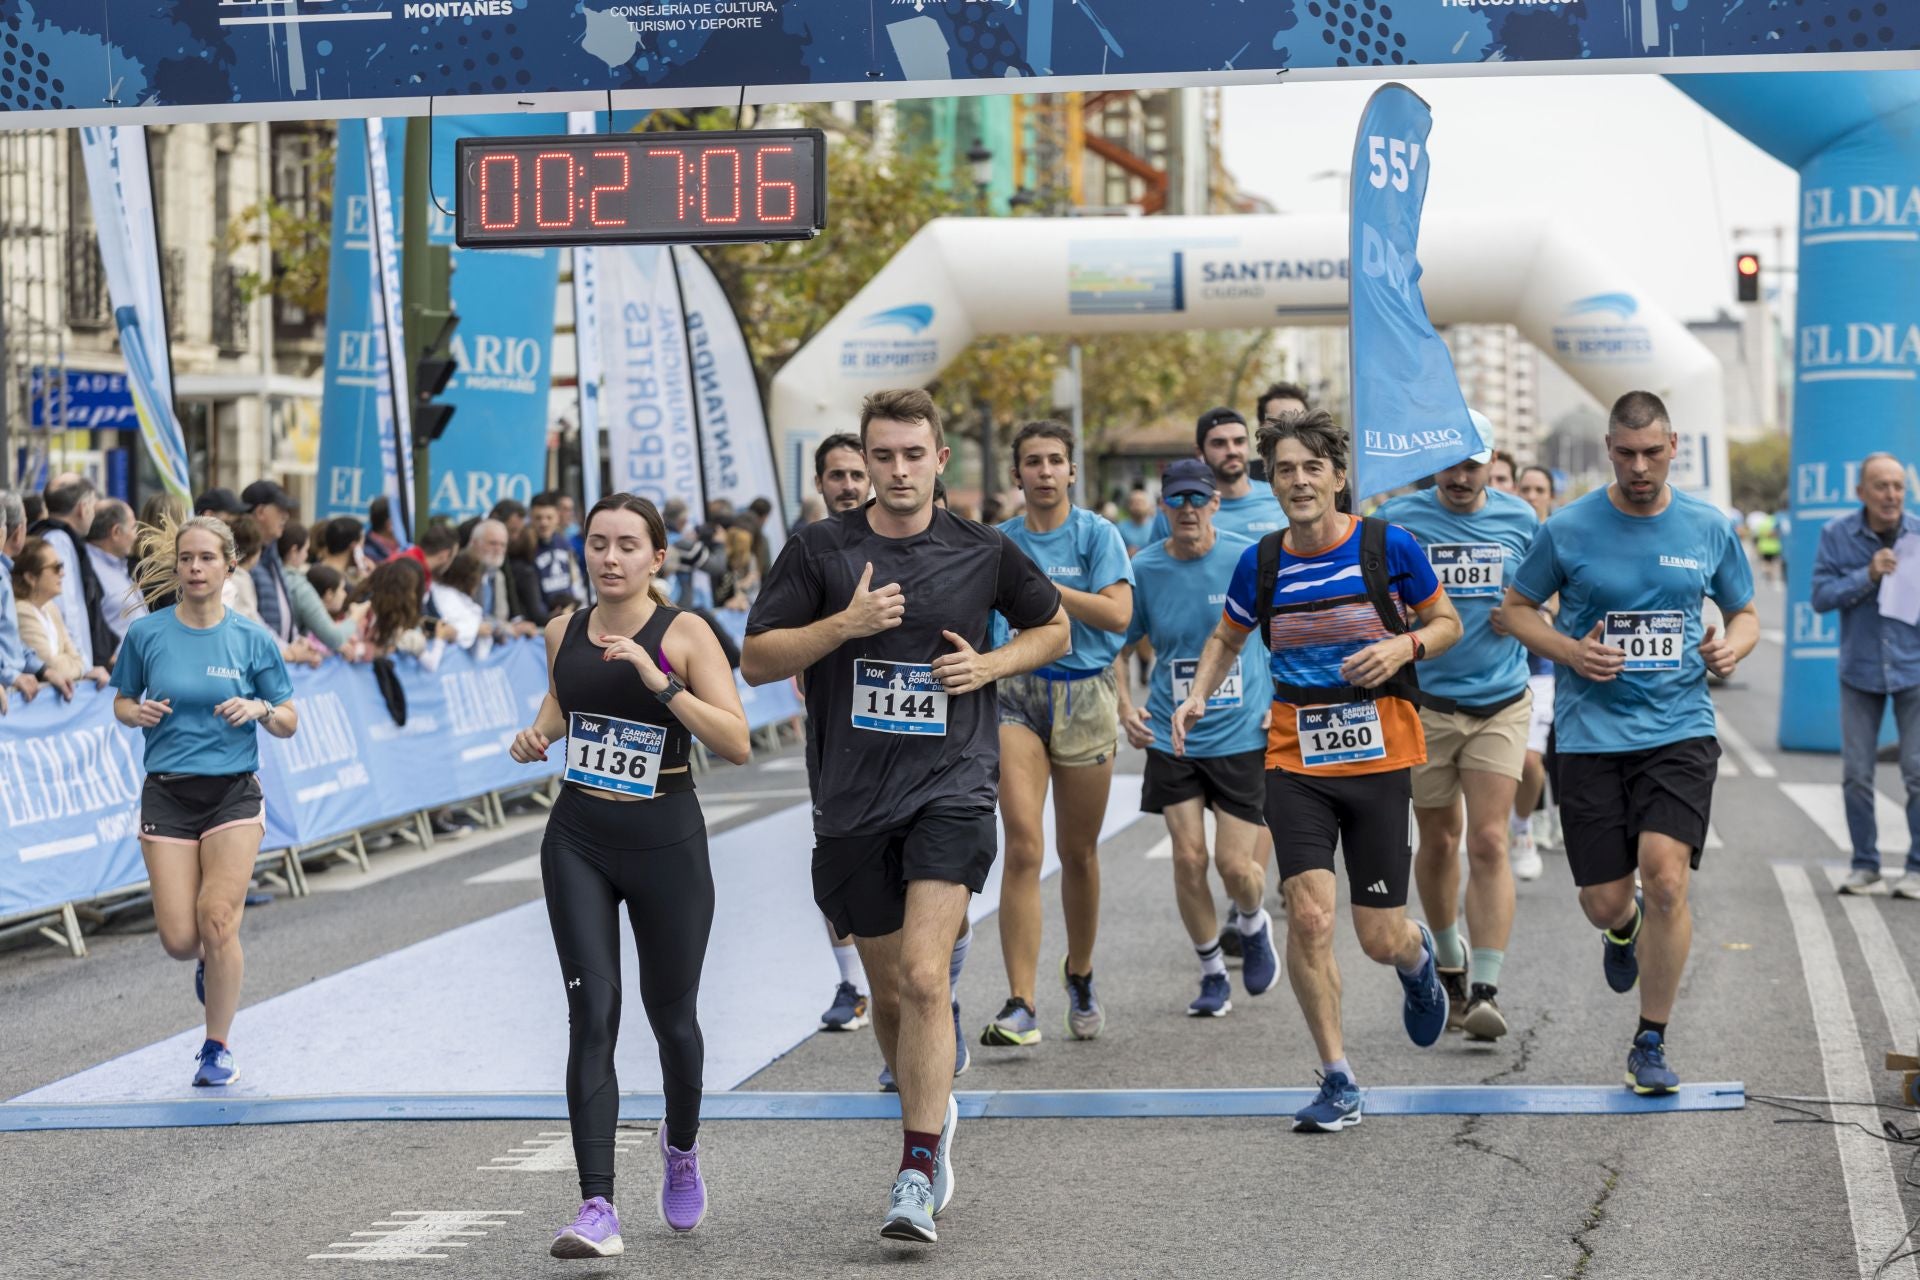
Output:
[
  {"xmin": 1143, "ymin": 808, "xmax": 1214, "ymax": 861},
  {"xmin": 309, "ymin": 1210, "xmax": 524, "ymax": 1261},
  {"xmin": 1761, "ymin": 627, "xmax": 1786, "ymax": 646},
  {"xmin": 1772, "ymin": 864, "xmax": 1918, "ymax": 1280},
  {"xmin": 481, "ymin": 1128, "xmax": 652, "ymax": 1172},
  {"xmin": 1705, "ymin": 824, "xmax": 1723, "ymax": 851},
  {"xmin": 1717, "ymin": 712, "xmax": 1777, "ymax": 778},
  {"xmin": 1823, "ymin": 865, "xmax": 1920, "ymax": 1056},
  {"xmin": 1717, "ymin": 755, "xmax": 1740, "ymax": 778},
  {"xmin": 1783, "ymin": 783, "xmax": 1910, "ymax": 857}
]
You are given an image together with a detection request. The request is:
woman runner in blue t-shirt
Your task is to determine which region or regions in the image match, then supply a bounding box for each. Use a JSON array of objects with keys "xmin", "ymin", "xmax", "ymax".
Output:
[{"xmin": 111, "ymin": 514, "xmax": 298, "ymax": 1087}]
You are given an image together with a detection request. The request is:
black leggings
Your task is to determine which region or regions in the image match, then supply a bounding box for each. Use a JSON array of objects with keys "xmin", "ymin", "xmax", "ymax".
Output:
[{"xmin": 541, "ymin": 785, "xmax": 714, "ymax": 1202}]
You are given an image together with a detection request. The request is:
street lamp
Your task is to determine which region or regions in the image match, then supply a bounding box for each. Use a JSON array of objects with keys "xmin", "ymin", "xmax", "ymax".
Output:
[{"xmin": 966, "ymin": 137, "xmax": 993, "ymax": 215}]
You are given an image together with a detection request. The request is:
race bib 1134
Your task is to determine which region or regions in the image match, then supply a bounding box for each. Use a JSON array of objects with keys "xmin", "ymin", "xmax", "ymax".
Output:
[{"xmin": 1172, "ymin": 658, "xmax": 1241, "ymax": 709}]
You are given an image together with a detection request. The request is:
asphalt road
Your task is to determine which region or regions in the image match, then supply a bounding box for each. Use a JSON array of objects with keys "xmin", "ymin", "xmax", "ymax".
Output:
[{"xmin": 4, "ymin": 581, "xmax": 1918, "ymax": 1279}]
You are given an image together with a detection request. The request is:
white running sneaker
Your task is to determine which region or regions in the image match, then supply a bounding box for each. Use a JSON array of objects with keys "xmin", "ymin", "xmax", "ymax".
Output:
[
  {"xmin": 1530, "ymin": 806, "xmax": 1562, "ymax": 853},
  {"xmin": 1511, "ymin": 829, "xmax": 1544, "ymax": 881},
  {"xmin": 1892, "ymin": 873, "xmax": 1920, "ymax": 901}
]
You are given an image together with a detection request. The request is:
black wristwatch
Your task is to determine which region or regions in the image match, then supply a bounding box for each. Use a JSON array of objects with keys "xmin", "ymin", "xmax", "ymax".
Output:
[
  {"xmin": 658, "ymin": 673, "xmax": 687, "ymax": 704},
  {"xmin": 1408, "ymin": 634, "xmax": 1425, "ymax": 663}
]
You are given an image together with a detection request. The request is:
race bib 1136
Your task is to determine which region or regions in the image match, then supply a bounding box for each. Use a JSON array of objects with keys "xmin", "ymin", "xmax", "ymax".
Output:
[
  {"xmin": 851, "ymin": 659, "xmax": 949, "ymax": 736},
  {"xmin": 565, "ymin": 711, "xmax": 667, "ymax": 799}
]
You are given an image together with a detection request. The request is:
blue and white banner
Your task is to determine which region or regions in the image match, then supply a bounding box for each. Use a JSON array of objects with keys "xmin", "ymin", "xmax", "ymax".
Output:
[
  {"xmin": 674, "ymin": 247, "xmax": 786, "ymax": 548},
  {"xmin": 76, "ymin": 126, "xmax": 191, "ymax": 502},
  {"xmin": 364, "ymin": 117, "xmax": 415, "ymax": 543},
  {"xmin": 569, "ymin": 112, "xmax": 605, "ymax": 515},
  {"xmin": 20, "ymin": 6, "xmax": 1917, "ymax": 126},
  {"xmin": 28, "ymin": 370, "xmax": 137, "ymax": 432},
  {"xmin": 1347, "ymin": 84, "xmax": 1474, "ymax": 503},
  {"xmin": 597, "ymin": 246, "xmax": 704, "ymax": 515},
  {"xmin": 315, "ymin": 121, "xmax": 404, "ymax": 527}
]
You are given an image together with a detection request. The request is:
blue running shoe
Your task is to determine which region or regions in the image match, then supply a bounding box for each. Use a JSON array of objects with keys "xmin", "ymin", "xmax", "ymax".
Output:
[
  {"xmin": 1062, "ymin": 958, "xmax": 1104, "ymax": 1041},
  {"xmin": 1604, "ymin": 896, "xmax": 1643, "ymax": 994},
  {"xmin": 1625, "ymin": 1030, "xmax": 1680, "ymax": 1095},
  {"xmin": 878, "ymin": 1063, "xmax": 896, "ymax": 1093},
  {"xmin": 1292, "ymin": 1071, "xmax": 1363, "ymax": 1132},
  {"xmin": 194, "ymin": 959, "xmax": 205, "ymax": 1008},
  {"xmin": 1239, "ymin": 913, "xmax": 1278, "ymax": 996},
  {"xmin": 1398, "ymin": 921, "xmax": 1449, "ymax": 1048},
  {"xmin": 1188, "ymin": 972, "xmax": 1232, "ymax": 1017},
  {"xmin": 950, "ymin": 1001, "xmax": 969, "ymax": 1078},
  {"xmin": 880, "ymin": 1170, "xmax": 936, "ymax": 1244},
  {"xmin": 980, "ymin": 997, "xmax": 1041, "ymax": 1047},
  {"xmin": 821, "ymin": 981, "xmax": 870, "ymax": 1031},
  {"xmin": 192, "ymin": 1038, "xmax": 238, "ymax": 1087}
]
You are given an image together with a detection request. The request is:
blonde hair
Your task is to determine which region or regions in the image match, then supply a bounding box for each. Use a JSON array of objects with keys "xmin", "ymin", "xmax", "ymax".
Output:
[{"xmin": 132, "ymin": 513, "xmax": 238, "ymax": 608}]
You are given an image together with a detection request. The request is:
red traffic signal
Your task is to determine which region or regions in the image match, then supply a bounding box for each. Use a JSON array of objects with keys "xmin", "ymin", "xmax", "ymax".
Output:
[{"xmin": 1736, "ymin": 253, "xmax": 1761, "ymax": 302}]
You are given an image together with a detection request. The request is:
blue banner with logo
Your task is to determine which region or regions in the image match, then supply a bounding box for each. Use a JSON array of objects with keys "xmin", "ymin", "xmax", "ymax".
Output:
[
  {"xmin": 28, "ymin": 370, "xmax": 136, "ymax": 431},
  {"xmin": 1679, "ymin": 74, "xmax": 1920, "ymax": 751},
  {"xmin": 1348, "ymin": 84, "xmax": 1473, "ymax": 503},
  {"xmin": 15, "ymin": 5, "xmax": 1916, "ymax": 125}
]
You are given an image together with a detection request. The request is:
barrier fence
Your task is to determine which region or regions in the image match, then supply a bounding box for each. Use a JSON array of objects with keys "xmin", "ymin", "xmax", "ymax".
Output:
[{"xmin": 1, "ymin": 616, "xmax": 803, "ymax": 956}]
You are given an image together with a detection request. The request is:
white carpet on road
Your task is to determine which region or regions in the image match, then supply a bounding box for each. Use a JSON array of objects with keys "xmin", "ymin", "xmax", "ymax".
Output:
[{"xmin": 14, "ymin": 779, "xmax": 1144, "ymax": 1105}]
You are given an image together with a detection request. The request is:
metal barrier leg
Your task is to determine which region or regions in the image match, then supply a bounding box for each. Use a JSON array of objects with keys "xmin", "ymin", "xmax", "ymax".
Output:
[
  {"xmin": 38, "ymin": 903, "xmax": 87, "ymax": 958},
  {"xmin": 416, "ymin": 810, "xmax": 434, "ymax": 850},
  {"xmin": 350, "ymin": 830, "xmax": 371, "ymax": 873}
]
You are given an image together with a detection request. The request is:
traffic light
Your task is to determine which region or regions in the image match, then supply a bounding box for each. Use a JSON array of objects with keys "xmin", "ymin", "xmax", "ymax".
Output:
[
  {"xmin": 1736, "ymin": 252, "xmax": 1761, "ymax": 303},
  {"xmin": 409, "ymin": 244, "xmax": 458, "ymax": 442}
]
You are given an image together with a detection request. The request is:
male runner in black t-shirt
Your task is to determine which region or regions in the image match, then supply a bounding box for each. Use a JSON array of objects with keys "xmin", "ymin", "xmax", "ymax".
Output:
[{"xmin": 745, "ymin": 389, "xmax": 1067, "ymax": 1245}]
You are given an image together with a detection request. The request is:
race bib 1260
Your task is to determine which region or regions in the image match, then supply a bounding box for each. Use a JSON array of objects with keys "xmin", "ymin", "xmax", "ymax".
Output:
[
  {"xmin": 1428, "ymin": 543, "xmax": 1503, "ymax": 600},
  {"xmin": 1172, "ymin": 658, "xmax": 1241, "ymax": 709},
  {"xmin": 565, "ymin": 711, "xmax": 667, "ymax": 799},
  {"xmin": 1606, "ymin": 610, "xmax": 1685, "ymax": 672},
  {"xmin": 1296, "ymin": 701, "xmax": 1387, "ymax": 769},
  {"xmin": 851, "ymin": 659, "xmax": 949, "ymax": 736}
]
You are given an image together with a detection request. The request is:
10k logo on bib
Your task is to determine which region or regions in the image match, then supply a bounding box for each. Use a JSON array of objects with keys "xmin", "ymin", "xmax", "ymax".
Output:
[
  {"xmin": 1427, "ymin": 544, "xmax": 1502, "ymax": 600},
  {"xmin": 565, "ymin": 711, "xmax": 668, "ymax": 798},
  {"xmin": 1606, "ymin": 611, "xmax": 1685, "ymax": 672},
  {"xmin": 851, "ymin": 659, "xmax": 949, "ymax": 736}
]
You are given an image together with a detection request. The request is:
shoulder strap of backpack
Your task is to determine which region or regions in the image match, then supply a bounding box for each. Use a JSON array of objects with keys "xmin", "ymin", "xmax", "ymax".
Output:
[
  {"xmin": 1359, "ymin": 517, "xmax": 1407, "ymax": 636},
  {"xmin": 1254, "ymin": 530, "xmax": 1285, "ymax": 649}
]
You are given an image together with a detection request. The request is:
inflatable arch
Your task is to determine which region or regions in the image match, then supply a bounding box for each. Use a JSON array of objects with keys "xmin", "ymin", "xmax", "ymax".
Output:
[{"xmin": 771, "ymin": 212, "xmax": 1730, "ymax": 513}]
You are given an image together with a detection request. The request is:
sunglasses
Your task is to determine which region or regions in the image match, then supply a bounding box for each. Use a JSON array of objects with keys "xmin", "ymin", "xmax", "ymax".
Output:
[{"xmin": 1162, "ymin": 492, "xmax": 1212, "ymax": 509}]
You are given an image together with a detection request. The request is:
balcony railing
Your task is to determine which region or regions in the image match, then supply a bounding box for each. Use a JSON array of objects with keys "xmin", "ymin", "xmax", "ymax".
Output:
[
  {"xmin": 212, "ymin": 262, "xmax": 250, "ymax": 354},
  {"xmin": 64, "ymin": 229, "xmax": 110, "ymax": 330}
]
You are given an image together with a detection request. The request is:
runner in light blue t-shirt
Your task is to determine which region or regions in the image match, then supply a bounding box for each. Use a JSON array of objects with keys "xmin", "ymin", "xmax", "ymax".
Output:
[
  {"xmin": 984, "ymin": 421, "xmax": 1134, "ymax": 1049},
  {"xmin": 109, "ymin": 516, "xmax": 300, "ymax": 1092},
  {"xmin": 1145, "ymin": 406, "xmax": 1287, "ymax": 544},
  {"xmin": 1500, "ymin": 390, "xmax": 1758, "ymax": 1099}
]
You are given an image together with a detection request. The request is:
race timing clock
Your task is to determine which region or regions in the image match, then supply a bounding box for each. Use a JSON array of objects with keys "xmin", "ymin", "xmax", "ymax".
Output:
[{"xmin": 454, "ymin": 128, "xmax": 825, "ymax": 248}]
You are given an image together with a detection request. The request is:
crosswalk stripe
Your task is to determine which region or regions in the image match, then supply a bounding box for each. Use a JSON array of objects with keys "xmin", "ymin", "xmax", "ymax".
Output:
[
  {"xmin": 1718, "ymin": 755, "xmax": 1740, "ymax": 778},
  {"xmin": 1822, "ymin": 866, "xmax": 1920, "ymax": 1059},
  {"xmin": 1717, "ymin": 713, "xmax": 1777, "ymax": 779},
  {"xmin": 1781, "ymin": 783, "xmax": 1910, "ymax": 857}
]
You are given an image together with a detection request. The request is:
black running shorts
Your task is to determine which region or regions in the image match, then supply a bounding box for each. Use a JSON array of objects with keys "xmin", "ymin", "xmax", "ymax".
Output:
[
  {"xmin": 813, "ymin": 806, "xmax": 997, "ymax": 939},
  {"xmin": 1262, "ymin": 767, "xmax": 1412, "ymax": 909},
  {"xmin": 1556, "ymin": 737, "xmax": 1720, "ymax": 888},
  {"xmin": 1141, "ymin": 747, "xmax": 1265, "ymax": 827},
  {"xmin": 140, "ymin": 772, "xmax": 265, "ymax": 845}
]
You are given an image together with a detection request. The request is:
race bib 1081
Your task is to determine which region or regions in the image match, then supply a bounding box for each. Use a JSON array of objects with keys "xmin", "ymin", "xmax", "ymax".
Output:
[
  {"xmin": 1605, "ymin": 610, "xmax": 1685, "ymax": 672},
  {"xmin": 1428, "ymin": 543, "xmax": 1503, "ymax": 600},
  {"xmin": 565, "ymin": 711, "xmax": 667, "ymax": 799},
  {"xmin": 1296, "ymin": 701, "xmax": 1387, "ymax": 769},
  {"xmin": 851, "ymin": 659, "xmax": 949, "ymax": 736}
]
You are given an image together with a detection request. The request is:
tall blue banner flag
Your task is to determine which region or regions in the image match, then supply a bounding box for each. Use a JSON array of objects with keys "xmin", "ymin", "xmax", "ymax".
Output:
[{"xmin": 1347, "ymin": 84, "xmax": 1474, "ymax": 503}]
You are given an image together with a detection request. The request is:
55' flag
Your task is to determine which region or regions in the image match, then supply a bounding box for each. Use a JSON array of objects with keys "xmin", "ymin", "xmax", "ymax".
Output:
[{"xmin": 1348, "ymin": 84, "xmax": 1475, "ymax": 504}]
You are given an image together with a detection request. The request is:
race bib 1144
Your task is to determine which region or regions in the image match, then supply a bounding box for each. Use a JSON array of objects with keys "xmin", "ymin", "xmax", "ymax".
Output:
[
  {"xmin": 1606, "ymin": 610, "xmax": 1685, "ymax": 672},
  {"xmin": 565, "ymin": 711, "xmax": 667, "ymax": 799},
  {"xmin": 851, "ymin": 659, "xmax": 949, "ymax": 736},
  {"xmin": 1296, "ymin": 701, "xmax": 1387, "ymax": 769},
  {"xmin": 1428, "ymin": 543, "xmax": 1503, "ymax": 600}
]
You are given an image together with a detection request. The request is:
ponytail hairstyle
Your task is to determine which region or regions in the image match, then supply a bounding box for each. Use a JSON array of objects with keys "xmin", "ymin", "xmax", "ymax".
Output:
[
  {"xmin": 131, "ymin": 512, "xmax": 239, "ymax": 609},
  {"xmin": 582, "ymin": 492, "xmax": 673, "ymax": 608}
]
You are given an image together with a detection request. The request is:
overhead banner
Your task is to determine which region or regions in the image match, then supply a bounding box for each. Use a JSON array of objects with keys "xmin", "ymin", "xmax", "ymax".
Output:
[
  {"xmin": 1347, "ymin": 84, "xmax": 1473, "ymax": 502},
  {"xmin": 314, "ymin": 121, "xmax": 406, "ymax": 528},
  {"xmin": 569, "ymin": 112, "xmax": 606, "ymax": 515},
  {"xmin": 424, "ymin": 114, "xmax": 566, "ymax": 523},
  {"xmin": 76, "ymin": 126, "xmax": 190, "ymax": 502},
  {"xmin": 673, "ymin": 247, "xmax": 785, "ymax": 547},
  {"xmin": 18, "ymin": 6, "xmax": 1919, "ymax": 125},
  {"xmin": 596, "ymin": 246, "xmax": 704, "ymax": 516}
]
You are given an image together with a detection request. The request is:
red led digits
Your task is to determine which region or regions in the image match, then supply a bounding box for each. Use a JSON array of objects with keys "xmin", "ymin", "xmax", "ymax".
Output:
[
  {"xmin": 646, "ymin": 148, "xmax": 687, "ymax": 222},
  {"xmin": 479, "ymin": 153, "xmax": 520, "ymax": 231},
  {"xmin": 700, "ymin": 147, "xmax": 742, "ymax": 224},
  {"xmin": 534, "ymin": 151, "xmax": 574, "ymax": 229},
  {"xmin": 754, "ymin": 144, "xmax": 796, "ymax": 222},
  {"xmin": 589, "ymin": 150, "xmax": 631, "ymax": 227}
]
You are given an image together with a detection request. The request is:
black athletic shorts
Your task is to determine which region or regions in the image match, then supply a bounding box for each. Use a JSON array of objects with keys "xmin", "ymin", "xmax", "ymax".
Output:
[
  {"xmin": 813, "ymin": 806, "xmax": 997, "ymax": 939},
  {"xmin": 1557, "ymin": 737, "xmax": 1720, "ymax": 888},
  {"xmin": 1263, "ymin": 767, "xmax": 1412, "ymax": 909},
  {"xmin": 140, "ymin": 771, "xmax": 265, "ymax": 845},
  {"xmin": 1142, "ymin": 748, "xmax": 1265, "ymax": 826}
]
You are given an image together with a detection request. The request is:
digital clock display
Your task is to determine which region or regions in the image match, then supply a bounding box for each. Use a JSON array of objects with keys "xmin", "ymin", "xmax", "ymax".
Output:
[{"xmin": 454, "ymin": 129, "xmax": 825, "ymax": 248}]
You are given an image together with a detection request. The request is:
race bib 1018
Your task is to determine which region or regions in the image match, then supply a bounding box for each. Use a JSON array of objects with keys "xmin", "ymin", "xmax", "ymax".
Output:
[
  {"xmin": 851, "ymin": 659, "xmax": 949, "ymax": 736},
  {"xmin": 565, "ymin": 711, "xmax": 667, "ymax": 799},
  {"xmin": 1606, "ymin": 610, "xmax": 1685, "ymax": 672}
]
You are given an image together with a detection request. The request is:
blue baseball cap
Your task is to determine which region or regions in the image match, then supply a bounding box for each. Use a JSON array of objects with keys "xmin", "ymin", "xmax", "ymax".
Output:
[{"xmin": 1162, "ymin": 458, "xmax": 1217, "ymax": 500}]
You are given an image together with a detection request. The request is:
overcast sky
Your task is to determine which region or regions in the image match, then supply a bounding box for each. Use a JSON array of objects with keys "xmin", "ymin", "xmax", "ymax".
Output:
[{"xmin": 1219, "ymin": 75, "xmax": 1800, "ymax": 326}]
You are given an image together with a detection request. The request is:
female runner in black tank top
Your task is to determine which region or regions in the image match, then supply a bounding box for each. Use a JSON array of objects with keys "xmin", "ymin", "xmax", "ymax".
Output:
[{"xmin": 508, "ymin": 493, "xmax": 750, "ymax": 1260}]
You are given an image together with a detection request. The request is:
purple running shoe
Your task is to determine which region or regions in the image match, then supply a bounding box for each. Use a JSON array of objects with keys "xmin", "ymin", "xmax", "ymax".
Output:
[
  {"xmin": 551, "ymin": 1197, "xmax": 622, "ymax": 1259},
  {"xmin": 659, "ymin": 1129, "xmax": 707, "ymax": 1233}
]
